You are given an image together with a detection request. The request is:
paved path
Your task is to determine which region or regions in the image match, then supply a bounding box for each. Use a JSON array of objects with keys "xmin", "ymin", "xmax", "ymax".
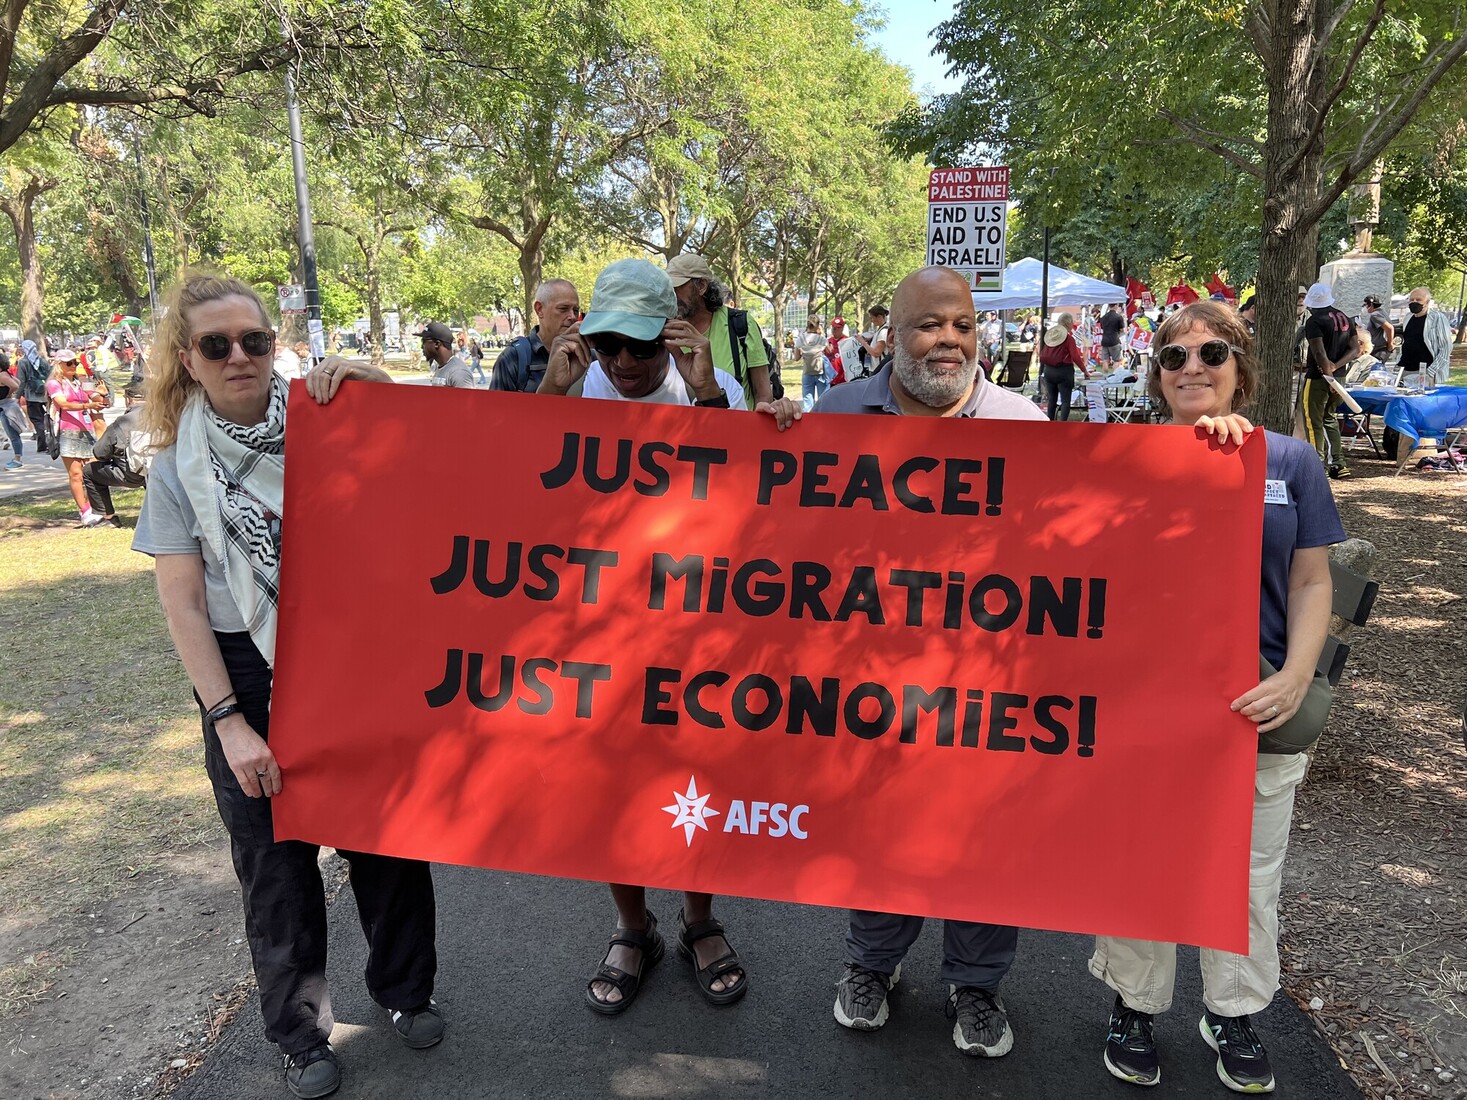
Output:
[
  {"xmin": 0, "ymin": 436, "xmax": 70, "ymax": 499},
  {"xmin": 177, "ymin": 867, "xmax": 1359, "ymax": 1099}
]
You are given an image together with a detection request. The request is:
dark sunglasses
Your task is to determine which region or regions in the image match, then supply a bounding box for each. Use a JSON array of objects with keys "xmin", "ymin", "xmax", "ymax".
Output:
[
  {"xmin": 193, "ymin": 330, "xmax": 274, "ymax": 361},
  {"xmin": 588, "ymin": 333, "xmax": 665, "ymax": 361},
  {"xmin": 1155, "ymin": 338, "xmax": 1238, "ymax": 372}
]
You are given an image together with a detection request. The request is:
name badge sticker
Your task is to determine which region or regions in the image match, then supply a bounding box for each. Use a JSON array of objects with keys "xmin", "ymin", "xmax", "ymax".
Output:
[{"xmin": 1264, "ymin": 479, "xmax": 1289, "ymax": 506}]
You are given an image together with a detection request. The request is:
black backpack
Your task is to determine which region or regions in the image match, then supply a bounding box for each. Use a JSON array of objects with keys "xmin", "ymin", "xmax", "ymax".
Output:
[{"xmin": 725, "ymin": 308, "xmax": 784, "ymax": 401}]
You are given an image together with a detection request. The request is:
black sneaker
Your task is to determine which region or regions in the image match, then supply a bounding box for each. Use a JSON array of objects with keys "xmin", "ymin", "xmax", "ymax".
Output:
[
  {"xmin": 389, "ymin": 999, "xmax": 445, "ymax": 1049},
  {"xmin": 1329, "ymin": 465, "xmax": 1353, "ymax": 480},
  {"xmin": 946, "ymin": 985, "xmax": 1013, "ymax": 1057},
  {"xmin": 283, "ymin": 1043, "xmax": 340, "ymax": 1099},
  {"xmin": 833, "ymin": 963, "xmax": 900, "ymax": 1030},
  {"xmin": 1104, "ymin": 995, "xmax": 1160, "ymax": 1086},
  {"xmin": 1199, "ymin": 1011, "xmax": 1275, "ymax": 1093}
]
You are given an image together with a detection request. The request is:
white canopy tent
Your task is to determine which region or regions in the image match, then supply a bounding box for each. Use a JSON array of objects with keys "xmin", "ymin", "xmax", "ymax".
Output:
[{"xmin": 970, "ymin": 257, "xmax": 1128, "ymax": 311}]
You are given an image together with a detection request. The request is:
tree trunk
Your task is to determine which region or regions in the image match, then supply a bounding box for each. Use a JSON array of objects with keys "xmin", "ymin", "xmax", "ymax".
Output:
[
  {"xmin": 1110, "ymin": 249, "xmax": 1127, "ymax": 293},
  {"xmin": 1252, "ymin": 0, "xmax": 1320, "ymax": 434},
  {"xmin": 367, "ymin": 258, "xmax": 385, "ymax": 368},
  {"xmin": 519, "ymin": 246, "xmax": 542, "ymax": 324},
  {"xmin": 1, "ymin": 177, "xmax": 54, "ymax": 345}
]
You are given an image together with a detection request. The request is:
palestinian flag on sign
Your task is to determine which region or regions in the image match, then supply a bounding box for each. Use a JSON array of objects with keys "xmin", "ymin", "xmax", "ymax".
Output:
[{"xmin": 109, "ymin": 313, "xmax": 142, "ymax": 326}]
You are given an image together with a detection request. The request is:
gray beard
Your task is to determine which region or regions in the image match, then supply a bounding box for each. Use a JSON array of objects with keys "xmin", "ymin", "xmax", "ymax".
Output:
[{"xmin": 892, "ymin": 343, "xmax": 979, "ymax": 408}]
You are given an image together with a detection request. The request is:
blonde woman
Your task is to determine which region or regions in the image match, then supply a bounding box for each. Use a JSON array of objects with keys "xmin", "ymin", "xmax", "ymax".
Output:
[
  {"xmin": 46, "ymin": 349, "xmax": 107, "ymax": 525},
  {"xmin": 134, "ymin": 273, "xmax": 443, "ymax": 1099}
]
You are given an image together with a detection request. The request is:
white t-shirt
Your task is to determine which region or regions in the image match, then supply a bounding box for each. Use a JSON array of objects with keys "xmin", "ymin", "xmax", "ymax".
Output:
[
  {"xmin": 272, "ymin": 348, "xmax": 302, "ymax": 380},
  {"xmin": 582, "ymin": 359, "xmax": 746, "ymax": 406}
]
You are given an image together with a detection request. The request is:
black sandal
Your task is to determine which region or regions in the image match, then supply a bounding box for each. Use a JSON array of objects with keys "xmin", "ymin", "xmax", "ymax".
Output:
[
  {"xmin": 676, "ymin": 910, "xmax": 749, "ymax": 1006},
  {"xmin": 585, "ymin": 909, "xmax": 664, "ymax": 1016}
]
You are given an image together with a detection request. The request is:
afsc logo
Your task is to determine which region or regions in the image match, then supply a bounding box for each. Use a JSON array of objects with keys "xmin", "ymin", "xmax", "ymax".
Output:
[{"xmin": 661, "ymin": 776, "xmax": 810, "ymax": 848}]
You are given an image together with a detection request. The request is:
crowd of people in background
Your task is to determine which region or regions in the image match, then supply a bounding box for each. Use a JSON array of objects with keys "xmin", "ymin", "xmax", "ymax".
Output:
[{"xmin": 6, "ymin": 269, "xmax": 1460, "ymax": 530}]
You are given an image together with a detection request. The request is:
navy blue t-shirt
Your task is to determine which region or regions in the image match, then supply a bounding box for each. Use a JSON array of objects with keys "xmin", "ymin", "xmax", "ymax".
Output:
[{"xmin": 1259, "ymin": 430, "xmax": 1346, "ymax": 668}]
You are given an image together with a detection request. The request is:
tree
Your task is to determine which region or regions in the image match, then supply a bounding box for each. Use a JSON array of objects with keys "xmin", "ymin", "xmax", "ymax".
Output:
[
  {"xmin": 0, "ymin": 0, "xmax": 367, "ymax": 156},
  {"xmin": 903, "ymin": 1, "xmax": 1467, "ymax": 430}
]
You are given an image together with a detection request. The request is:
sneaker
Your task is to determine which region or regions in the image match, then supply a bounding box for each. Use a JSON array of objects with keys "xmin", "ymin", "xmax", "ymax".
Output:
[
  {"xmin": 1199, "ymin": 1011, "xmax": 1276, "ymax": 1093},
  {"xmin": 1104, "ymin": 995, "xmax": 1160, "ymax": 1086},
  {"xmin": 946, "ymin": 985, "xmax": 1014, "ymax": 1057},
  {"xmin": 283, "ymin": 1043, "xmax": 340, "ymax": 1099},
  {"xmin": 389, "ymin": 999, "xmax": 445, "ymax": 1049},
  {"xmin": 833, "ymin": 963, "xmax": 900, "ymax": 1031},
  {"xmin": 1328, "ymin": 465, "xmax": 1353, "ymax": 480},
  {"xmin": 4, "ymin": 459, "xmax": 20, "ymax": 470},
  {"xmin": 78, "ymin": 511, "xmax": 106, "ymax": 528},
  {"xmin": 108, "ymin": 515, "xmax": 124, "ymax": 528}
]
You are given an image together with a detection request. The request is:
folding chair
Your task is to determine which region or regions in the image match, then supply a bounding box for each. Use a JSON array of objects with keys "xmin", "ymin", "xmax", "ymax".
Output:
[
  {"xmin": 1338, "ymin": 408, "xmax": 1383, "ymax": 458},
  {"xmin": 1104, "ymin": 383, "xmax": 1145, "ymax": 423}
]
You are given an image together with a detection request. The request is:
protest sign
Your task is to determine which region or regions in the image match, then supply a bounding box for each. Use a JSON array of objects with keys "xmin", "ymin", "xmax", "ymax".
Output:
[
  {"xmin": 271, "ymin": 382, "xmax": 1264, "ymax": 952},
  {"xmin": 927, "ymin": 167, "xmax": 1009, "ymax": 292}
]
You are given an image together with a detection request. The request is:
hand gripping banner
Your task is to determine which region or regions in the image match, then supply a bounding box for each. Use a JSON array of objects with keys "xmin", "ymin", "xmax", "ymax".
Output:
[{"xmin": 271, "ymin": 382, "xmax": 1264, "ymax": 952}]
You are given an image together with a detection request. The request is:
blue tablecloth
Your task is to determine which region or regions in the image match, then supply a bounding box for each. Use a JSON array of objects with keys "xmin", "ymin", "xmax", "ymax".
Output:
[{"xmin": 1347, "ymin": 386, "xmax": 1467, "ymax": 443}]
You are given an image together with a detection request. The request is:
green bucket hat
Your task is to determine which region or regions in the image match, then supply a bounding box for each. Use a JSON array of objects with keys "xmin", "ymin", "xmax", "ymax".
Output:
[{"xmin": 579, "ymin": 259, "xmax": 677, "ymax": 342}]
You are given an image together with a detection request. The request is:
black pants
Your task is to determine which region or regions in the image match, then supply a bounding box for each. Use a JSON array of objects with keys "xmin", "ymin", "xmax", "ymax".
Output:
[
  {"xmin": 25, "ymin": 399, "xmax": 48, "ymax": 447},
  {"xmin": 1040, "ymin": 364, "xmax": 1075, "ymax": 421},
  {"xmin": 205, "ymin": 632, "xmax": 437, "ymax": 1055},
  {"xmin": 82, "ymin": 458, "xmax": 144, "ymax": 515}
]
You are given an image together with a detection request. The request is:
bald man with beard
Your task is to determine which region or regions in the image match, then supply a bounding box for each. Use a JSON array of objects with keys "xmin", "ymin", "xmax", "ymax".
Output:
[
  {"xmin": 816, "ymin": 266, "xmax": 1046, "ymax": 422},
  {"xmin": 817, "ymin": 265, "xmax": 1043, "ymax": 1060}
]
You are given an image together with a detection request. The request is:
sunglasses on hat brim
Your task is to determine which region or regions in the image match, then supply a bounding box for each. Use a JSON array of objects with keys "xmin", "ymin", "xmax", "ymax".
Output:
[{"xmin": 1155, "ymin": 338, "xmax": 1239, "ymax": 371}]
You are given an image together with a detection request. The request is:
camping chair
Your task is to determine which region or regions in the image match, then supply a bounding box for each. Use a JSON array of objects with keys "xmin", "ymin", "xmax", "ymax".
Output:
[
  {"xmin": 997, "ymin": 349, "xmax": 1032, "ymax": 389},
  {"xmin": 1317, "ymin": 560, "xmax": 1379, "ymax": 687}
]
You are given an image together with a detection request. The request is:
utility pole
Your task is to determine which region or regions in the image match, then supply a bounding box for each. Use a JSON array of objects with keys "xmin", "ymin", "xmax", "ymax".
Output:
[
  {"xmin": 282, "ymin": 24, "xmax": 323, "ymax": 368},
  {"xmin": 1039, "ymin": 227, "xmax": 1052, "ymax": 335},
  {"xmin": 130, "ymin": 129, "xmax": 161, "ymax": 324}
]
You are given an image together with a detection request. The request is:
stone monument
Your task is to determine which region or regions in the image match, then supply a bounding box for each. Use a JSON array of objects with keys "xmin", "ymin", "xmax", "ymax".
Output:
[{"xmin": 1319, "ymin": 162, "xmax": 1394, "ymax": 315}]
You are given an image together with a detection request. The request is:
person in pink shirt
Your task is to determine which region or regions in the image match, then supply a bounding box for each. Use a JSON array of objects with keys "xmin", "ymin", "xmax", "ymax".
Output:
[{"xmin": 46, "ymin": 349, "xmax": 108, "ymax": 526}]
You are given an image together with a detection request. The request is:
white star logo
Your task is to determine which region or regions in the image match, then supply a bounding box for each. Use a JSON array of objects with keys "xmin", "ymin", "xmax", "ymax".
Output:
[{"xmin": 662, "ymin": 776, "xmax": 721, "ymax": 847}]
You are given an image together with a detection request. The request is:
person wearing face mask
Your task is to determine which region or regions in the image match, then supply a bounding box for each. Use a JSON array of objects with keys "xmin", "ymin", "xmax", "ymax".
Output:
[{"xmin": 1398, "ymin": 286, "xmax": 1453, "ymax": 388}]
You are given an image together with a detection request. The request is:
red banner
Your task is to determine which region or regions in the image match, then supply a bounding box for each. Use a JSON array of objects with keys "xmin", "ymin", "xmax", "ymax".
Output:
[{"xmin": 272, "ymin": 383, "xmax": 1264, "ymax": 952}]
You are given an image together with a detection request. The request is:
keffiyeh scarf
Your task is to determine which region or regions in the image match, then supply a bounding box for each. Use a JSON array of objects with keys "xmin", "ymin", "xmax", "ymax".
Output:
[{"xmin": 176, "ymin": 374, "xmax": 289, "ymax": 666}]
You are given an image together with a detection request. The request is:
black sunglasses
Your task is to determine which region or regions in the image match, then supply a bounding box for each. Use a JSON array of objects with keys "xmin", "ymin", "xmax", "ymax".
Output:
[
  {"xmin": 193, "ymin": 330, "xmax": 274, "ymax": 361},
  {"xmin": 1155, "ymin": 338, "xmax": 1238, "ymax": 372},
  {"xmin": 588, "ymin": 333, "xmax": 665, "ymax": 361}
]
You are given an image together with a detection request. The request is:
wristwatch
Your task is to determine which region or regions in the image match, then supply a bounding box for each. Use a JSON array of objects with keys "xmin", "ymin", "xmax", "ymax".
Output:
[
  {"xmin": 205, "ymin": 701, "xmax": 243, "ymax": 725},
  {"xmin": 694, "ymin": 393, "xmax": 731, "ymax": 408}
]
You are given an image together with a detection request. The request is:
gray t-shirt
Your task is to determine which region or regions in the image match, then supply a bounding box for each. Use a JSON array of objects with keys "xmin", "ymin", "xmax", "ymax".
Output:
[
  {"xmin": 132, "ymin": 447, "xmax": 248, "ymax": 632},
  {"xmin": 816, "ymin": 362, "xmax": 1048, "ymax": 422},
  {"xmin": 432, "ymin": 354, "xmax": 474, "ymax": 388}
]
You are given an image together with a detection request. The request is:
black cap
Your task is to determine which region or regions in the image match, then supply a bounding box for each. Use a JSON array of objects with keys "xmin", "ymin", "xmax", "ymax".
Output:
[
  {"xmin": 415, "ymin": 320, "xmax": 453, "ymax": 345},
  {"xmin": 869, "ymin": 305, "xmax": 889, "ymax": 317},
  {"xmin": 1363, "ymin": 294, "xmax": 1382, "ymax": 308}
]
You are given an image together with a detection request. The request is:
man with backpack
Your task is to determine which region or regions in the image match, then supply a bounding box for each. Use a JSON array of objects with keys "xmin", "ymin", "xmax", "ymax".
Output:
[
  {"xmin": 17, "ymin": 339, "xmax": 50, "ymax": 451},
  {"xmin": 665, "ymin": 254, "xmax": 779, "ymax": 409}
]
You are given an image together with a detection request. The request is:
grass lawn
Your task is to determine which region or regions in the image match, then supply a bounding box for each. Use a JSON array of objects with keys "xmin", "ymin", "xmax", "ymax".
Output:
[{"xmin": 0, "ymin": 490, "xmax": 217, "ymax": 1013}]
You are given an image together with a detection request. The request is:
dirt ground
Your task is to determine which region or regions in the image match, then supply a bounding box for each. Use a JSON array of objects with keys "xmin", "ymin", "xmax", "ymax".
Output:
[
  {"xmin": 1, "ymin": 449, "xmax": 1463, "ymax": 1100},
  {"xmin": 1279, "ymin": 463, "xmax": 1467, "ymax": 1100}
]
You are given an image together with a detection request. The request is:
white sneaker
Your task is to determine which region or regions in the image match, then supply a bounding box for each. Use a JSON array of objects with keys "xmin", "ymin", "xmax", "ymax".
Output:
[{"xmin": 79, "ymin": 511, "xmax": 106, "ymax": 527}]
